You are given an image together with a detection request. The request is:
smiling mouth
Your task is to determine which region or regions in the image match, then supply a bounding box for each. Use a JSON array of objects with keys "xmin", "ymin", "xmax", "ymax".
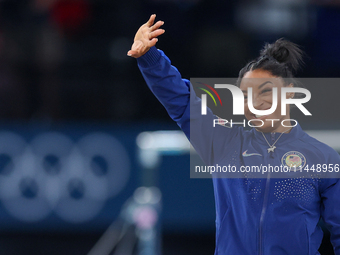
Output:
[
  {"xmin": 252, "ymin": 115, "xmax": 269, "ymax": 121},
  {"xmin": 252, "ymin": 108, "xmax": 272, "ymax": 119},
  {"xmin": 254, "ymin": 114, "xmax": 270, "ymax": 118}
]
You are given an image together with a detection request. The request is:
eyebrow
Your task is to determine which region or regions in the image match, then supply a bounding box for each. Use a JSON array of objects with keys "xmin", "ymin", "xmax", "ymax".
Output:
[{"xmin": 241, "ymin": 81, "xmax": 273, "ymax": 93}]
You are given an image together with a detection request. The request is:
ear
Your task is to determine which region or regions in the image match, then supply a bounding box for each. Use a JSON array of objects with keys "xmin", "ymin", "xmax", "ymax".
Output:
[{"xmin": 287, "ymin": 83, "xmax": 294, "ymax": 99}]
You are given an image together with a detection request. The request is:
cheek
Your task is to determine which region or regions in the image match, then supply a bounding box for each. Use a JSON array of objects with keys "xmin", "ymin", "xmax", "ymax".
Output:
[
  {"xmin": 274, "ymin": 92, "xmax": 283, "ymax": 113},
  {"xmin": 263, "ymin": 93, "xmax": 273, "ymax": 102},
  {"xmin": 244, "ymin": 103, "xmax": 253, "ymax": 119},
  {"xmin": 244, "ymin": 101, "xmax": 250, "ymax": 113}
]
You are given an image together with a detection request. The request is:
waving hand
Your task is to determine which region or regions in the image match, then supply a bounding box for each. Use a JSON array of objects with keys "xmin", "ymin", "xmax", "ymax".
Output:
[{"xmin": 127, "ymin": 14, "xmax": 165, "ymax": 58}]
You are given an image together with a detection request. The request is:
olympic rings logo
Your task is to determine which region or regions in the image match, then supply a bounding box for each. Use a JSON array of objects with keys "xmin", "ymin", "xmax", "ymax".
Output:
[{"xmin": 0, "ymin": 131, "xmax": 130, "ymax": 223}]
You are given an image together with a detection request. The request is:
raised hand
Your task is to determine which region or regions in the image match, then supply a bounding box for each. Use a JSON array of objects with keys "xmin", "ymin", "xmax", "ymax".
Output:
[{"xmin": 127, "ymin": 14, "xmax": 165, "ymax": 58}]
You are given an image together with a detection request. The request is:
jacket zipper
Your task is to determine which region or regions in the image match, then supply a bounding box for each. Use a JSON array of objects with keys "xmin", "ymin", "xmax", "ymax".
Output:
[{"xmin": 259, "ymin": 132, "xmax": 275, "ymax": 255}]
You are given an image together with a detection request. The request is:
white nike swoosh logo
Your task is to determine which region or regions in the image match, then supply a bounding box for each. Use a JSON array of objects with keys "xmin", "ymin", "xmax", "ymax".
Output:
[{"xmin": 242, "ymin": 150, "xmax": 262, "ymax": 157}]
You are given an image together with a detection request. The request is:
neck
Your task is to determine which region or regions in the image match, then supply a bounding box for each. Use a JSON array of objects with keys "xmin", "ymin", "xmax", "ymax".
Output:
[
  {"xmin": 270, "ymin": 125, "xmax": 293, "ymax": 133},
  {"xmin": 256, "ymin": 118, "xmax": 294, "ymax": 133}
]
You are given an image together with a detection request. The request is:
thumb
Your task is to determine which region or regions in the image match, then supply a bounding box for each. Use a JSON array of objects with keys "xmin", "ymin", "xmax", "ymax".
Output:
[{"xmin": 127, "ymin": 50, "xmax": 137, "ymax": 57}]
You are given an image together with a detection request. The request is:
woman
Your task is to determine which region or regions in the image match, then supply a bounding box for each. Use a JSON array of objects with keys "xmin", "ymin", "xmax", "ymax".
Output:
[{"xmin": 128, "ymin": 14, "xmax": 340, "ymax": 255}]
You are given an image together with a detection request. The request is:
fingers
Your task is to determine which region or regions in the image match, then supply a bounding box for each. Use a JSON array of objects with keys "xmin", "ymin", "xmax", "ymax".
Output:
[
  {"xmin": 146, "ymin": 14, "xmax": 156, "ymax": 27},
  {"xmin": 127, "ymin": 14, "xmax": 164, "ymax": 58},
  {"xmin": 148, "ymin": 38, "xmax": 158, "ymax": 48},
  {"xmin": 149, "ymin": 28, "xmax": 165, "ymax": 40},
  {"xmin": 150, "ymin": 20, "xmax": 164, "ymax": 32}
]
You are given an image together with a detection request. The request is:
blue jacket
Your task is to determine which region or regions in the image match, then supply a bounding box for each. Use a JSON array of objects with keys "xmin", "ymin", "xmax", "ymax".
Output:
[{"xmin": 137, "ymin": 46, "xmax": 340, "ymax": 255}]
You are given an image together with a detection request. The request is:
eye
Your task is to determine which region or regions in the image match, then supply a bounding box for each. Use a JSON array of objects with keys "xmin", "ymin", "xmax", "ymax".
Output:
[{"xmin": 262, "ymin": 89, "xmax": 272, "ymax": 93}]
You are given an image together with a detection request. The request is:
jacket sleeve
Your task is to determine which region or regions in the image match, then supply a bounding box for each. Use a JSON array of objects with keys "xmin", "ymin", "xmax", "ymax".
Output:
[
  {"xmin": 320, "ymin": 151, "xmax": 340, "ymax": 254},
  {"xmin": 137, "ymin": 47, "xmax": 241, "ymax": 165}
]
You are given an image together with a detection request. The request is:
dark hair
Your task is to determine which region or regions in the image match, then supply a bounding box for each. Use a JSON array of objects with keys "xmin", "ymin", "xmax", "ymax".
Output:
[{"xmin": 237, "ymin": 38, "xmax": 304, "ymax": 87}]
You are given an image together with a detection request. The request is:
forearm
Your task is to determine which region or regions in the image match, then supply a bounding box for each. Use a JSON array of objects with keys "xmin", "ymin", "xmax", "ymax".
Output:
[
  {"xmin": 137, "ymin": 46, "xmax": 191, "ymax": 124},
  {"xmin": 137, "ymin": 47, "xmax": 241, "ymax": 165}
]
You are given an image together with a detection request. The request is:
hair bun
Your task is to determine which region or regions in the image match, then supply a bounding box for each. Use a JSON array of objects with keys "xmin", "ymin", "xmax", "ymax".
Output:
[{"xmin": 260, "ymin": 38, "xmax": 304, "ymax": 73}]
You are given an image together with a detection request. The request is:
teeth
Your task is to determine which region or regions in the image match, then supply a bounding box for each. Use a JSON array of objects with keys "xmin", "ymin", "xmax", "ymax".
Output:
[{"xmin": 255, "ymin": 114, "xmax": 266, "ymax": 118}]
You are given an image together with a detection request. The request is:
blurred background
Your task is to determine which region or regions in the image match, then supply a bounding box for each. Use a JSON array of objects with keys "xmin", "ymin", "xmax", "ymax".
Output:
[{"xmin": 0, "ymin": 0, "xmax": 338, "ymax": 254}]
